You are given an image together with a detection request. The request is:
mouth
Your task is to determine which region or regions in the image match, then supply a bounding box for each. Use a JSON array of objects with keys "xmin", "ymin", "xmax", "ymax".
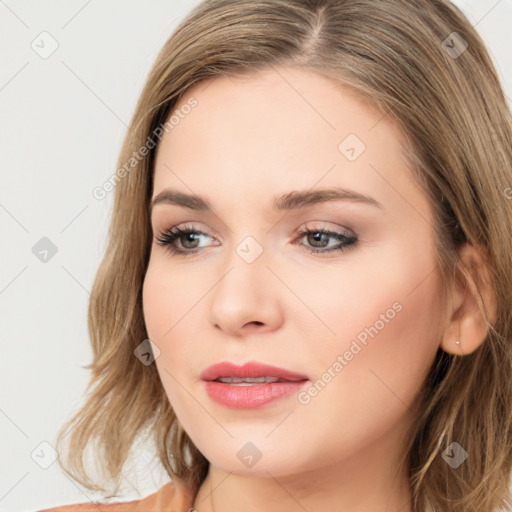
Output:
[
  {"xmin": 200, "ymin": 361, "xmax": 310, "ymax": 381},
  {"xmin": 214, "ymin": 376, "xmax": 300, "ymax": 385},
  {"xmin": 200, "ymin": 361, "xmax": 310, "ymax": 409}
]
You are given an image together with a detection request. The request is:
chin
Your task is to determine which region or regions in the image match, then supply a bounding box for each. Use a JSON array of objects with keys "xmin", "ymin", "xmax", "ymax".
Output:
[{"xmin": 196, "ymin": 434, "xmax": 311, "ymax": 479}]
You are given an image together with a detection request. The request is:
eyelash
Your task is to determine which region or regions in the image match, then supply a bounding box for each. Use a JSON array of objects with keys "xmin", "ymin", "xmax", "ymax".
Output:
[{"xmin": 155, "ymin": 223, "xmax": 358, "ymax": 257}]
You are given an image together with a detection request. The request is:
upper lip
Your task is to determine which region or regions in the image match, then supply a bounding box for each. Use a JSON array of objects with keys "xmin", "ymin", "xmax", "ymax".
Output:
[{"xmin": 200, "ymin": 361, "xmax": 310, "ymax": 382}]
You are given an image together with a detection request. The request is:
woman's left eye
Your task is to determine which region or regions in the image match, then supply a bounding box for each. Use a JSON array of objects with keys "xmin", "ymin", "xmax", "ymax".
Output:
[
  {"xmin": 155, "ymin": 224, "xmax": 358, "ymax": 256},
  {"xmin": 295, "ymin": 226, "xmax": 358, "ymax": 255}
]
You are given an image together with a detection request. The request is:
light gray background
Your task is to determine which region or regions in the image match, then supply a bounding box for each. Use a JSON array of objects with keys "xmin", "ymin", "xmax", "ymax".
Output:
[{"xmin": 1, "ymin": 1, "xmax": 511, "ymax": 511}]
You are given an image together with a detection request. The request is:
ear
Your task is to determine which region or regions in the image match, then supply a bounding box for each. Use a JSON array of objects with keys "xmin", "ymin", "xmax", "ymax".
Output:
[{"xmin": 440, "ymin": 243, "xmax": 497, "ymax": 356}]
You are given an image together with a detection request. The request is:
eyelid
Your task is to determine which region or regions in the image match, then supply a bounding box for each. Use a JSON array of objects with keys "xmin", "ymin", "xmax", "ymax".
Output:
[{"xmin": 296, "ymin": 221, "xmax": 356, "ymax": 238}]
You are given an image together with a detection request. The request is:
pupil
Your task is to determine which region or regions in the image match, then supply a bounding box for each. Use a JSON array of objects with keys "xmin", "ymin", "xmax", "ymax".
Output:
[
  {"xmin": 309, "ymin": 232, "xmax": 327, "ymax": 247},
  {"xmin": 183, "ymin": 233, "xmax": 199, "ymax": 248}
]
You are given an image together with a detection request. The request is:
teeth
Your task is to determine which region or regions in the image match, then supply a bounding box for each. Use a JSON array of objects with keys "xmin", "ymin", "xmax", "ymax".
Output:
[{"xmin": 217, "ymin": 376, "xmax": 282, "ymax": 384}]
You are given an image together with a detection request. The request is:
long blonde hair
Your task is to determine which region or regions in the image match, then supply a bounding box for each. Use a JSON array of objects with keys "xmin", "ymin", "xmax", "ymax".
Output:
[{"xmin": 55, "ymin": 1, "xmax": 512, "ymax": 510}]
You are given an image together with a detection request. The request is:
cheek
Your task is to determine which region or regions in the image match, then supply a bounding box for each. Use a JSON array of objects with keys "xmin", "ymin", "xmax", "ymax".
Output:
[
  {"xmin": 142, "ymin": 262, "xmax": 186, "ymax": 380},
  {"xmin": 142, "ymin": 260, "xmax": 186, "ymax": 343},
  {"xmin": 282, "ymin": 247, "xmax": 443, "ymax": 466},
  {"xmin": 142, "ymin": 265, "xmax": 189, "ymax": 410},
  {"xmin": 142, "ymin": 259, "xmax": 205, "ymax": 383},
  {"xmin": 300, "ymin": 240, "xmax": 443, "ymax": 412},
  {"xmin": 142, "ymin": 266, "xmax": 167, "ymax": 343},
  {"xmin": 306, "ymin": 233, "xmax": 442, "ymax": 355}
]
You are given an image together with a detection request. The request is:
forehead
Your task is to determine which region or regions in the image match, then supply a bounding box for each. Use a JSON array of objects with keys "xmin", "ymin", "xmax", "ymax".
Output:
[
  {"xmin": 157, "ymin": 66, "xmax": 396, "ymax": 157},
  {"xmin": 151, "ymin": 66, "xmax": 426, "ymax": 220}
]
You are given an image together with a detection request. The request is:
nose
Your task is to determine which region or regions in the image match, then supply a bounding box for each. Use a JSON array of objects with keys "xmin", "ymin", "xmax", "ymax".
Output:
[{"xmin": 207, "ymin": 246, "xmax": 284, "ymax": 336}]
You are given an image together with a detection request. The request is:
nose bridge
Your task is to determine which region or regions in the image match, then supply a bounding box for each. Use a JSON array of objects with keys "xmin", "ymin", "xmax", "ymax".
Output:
[
  {"xmin": 220, "ymin": 209, "xmax": 272, "ymax": 275},
  {"xmin": 207, "ymin": 230, "xmax": 283, "ymax": 332},
  {"xmin": 218, "ymin": 232, "xmax": 269, "ymax": 298}
]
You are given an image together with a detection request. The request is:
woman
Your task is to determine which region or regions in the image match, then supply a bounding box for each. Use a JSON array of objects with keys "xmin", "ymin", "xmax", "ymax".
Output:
[{"xmin": 40, "ymin": 0, "xmax": 512, "ymax": 510}]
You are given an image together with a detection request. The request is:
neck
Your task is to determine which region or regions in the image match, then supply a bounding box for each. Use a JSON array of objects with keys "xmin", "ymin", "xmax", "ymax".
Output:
[{"xmin": 192, "ymin": 435, "xmax": 414, "ymax": 512}]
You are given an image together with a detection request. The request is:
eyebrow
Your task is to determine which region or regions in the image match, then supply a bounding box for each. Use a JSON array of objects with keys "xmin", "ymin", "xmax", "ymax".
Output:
[{"xmin": 150, "ymin": 186, "xmax": 384, "ymax": 215}]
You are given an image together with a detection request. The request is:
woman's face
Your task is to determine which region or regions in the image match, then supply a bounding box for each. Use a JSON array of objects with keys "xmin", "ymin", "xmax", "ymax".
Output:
[{"xmin": 142, "ymin": 66, "xmax": 446, "ymax": 478}]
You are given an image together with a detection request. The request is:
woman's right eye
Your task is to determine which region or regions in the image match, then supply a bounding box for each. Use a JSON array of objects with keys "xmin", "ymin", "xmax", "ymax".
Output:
[{"xmin": 155, "ymin": 225, "xmax": 214, "ymax": 256}]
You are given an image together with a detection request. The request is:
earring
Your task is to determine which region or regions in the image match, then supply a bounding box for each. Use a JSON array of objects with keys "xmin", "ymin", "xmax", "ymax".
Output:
[{"xmin": 455, "ymin": 340, "xmax": 461, "ymax": 345}]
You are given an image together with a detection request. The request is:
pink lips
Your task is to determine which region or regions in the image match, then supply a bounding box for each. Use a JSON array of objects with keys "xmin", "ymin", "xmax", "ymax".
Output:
[{"xmin": 200, "ymin": 361, "xmax": 310, "ymax": 409}]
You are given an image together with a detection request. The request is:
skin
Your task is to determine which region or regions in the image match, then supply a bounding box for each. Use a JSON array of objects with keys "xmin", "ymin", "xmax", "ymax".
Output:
[{"xmin": 142, "ymin": 66, "xmax": 493, "ymax": 512}]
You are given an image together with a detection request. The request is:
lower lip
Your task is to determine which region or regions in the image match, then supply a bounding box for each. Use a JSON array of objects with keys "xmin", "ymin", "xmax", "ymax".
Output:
[{"xmin": 204, "ymin": 380, "xmax": 309, "ymax": 409}]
